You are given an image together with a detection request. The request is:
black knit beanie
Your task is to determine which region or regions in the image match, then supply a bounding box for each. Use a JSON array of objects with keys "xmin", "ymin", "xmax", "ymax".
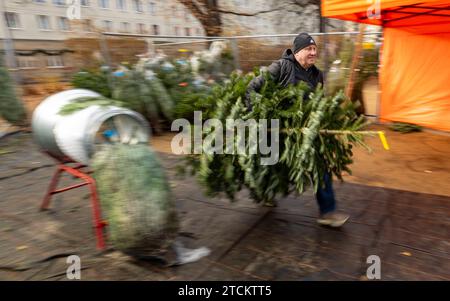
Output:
[{"xmin": 293, "ymin": 33, "xmax": 316, "ymax": 54}]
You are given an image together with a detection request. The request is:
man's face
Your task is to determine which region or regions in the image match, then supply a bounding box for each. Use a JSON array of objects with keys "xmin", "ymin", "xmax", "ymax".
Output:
[{"xmin": 294, "ymin": 45, "xmax": 318, "ymax": 68}]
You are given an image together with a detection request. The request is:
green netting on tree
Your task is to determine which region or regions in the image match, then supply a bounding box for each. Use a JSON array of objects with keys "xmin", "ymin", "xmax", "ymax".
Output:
[
  {"xmin": 184, "ymin": 72, "xmax": 370, "ymax": 204},
  {"xmin": 92, "ymin": 144, "xmax": 178, "ymax": 257}
]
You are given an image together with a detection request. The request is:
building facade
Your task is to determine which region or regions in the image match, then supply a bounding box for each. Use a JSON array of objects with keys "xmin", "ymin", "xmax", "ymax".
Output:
[
  {"xmin": 0, "ymin": 0, "xmax": 204, "ymax": 82},
  {"xmin": 219, "ymin": 0, "xmax": 344, "ymax": 36}
]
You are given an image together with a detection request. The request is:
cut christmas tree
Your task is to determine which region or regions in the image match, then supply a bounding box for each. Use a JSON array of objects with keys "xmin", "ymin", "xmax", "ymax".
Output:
[
  {"xmin": 0, "ymin": 65, "xmax": 26, "ymax": 125},
  {"xmin": 112, "ymin": 70, "xmax": 174, "ymax": 133},
  {"xmin": 92, "ymin": 144, "xmax": 178, "ymax": 258},
  {"xmin": 65, "ymin": 69, "xmax": 175, "ymax": 134},
  {"xmin": 71, "ymin": 68, "xmax": 113, "ymax": 98},
  {"xmin": 183, "ymin": 71, "xmax": 373, "ymax": 204}
]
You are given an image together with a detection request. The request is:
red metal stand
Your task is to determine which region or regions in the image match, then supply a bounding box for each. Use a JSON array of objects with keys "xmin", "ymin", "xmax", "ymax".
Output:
[{"xmin": 40, "ymin": 163, "xmax": 107, "ymax": 250}]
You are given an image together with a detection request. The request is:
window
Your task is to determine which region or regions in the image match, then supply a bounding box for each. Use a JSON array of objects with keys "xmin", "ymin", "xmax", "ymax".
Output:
[
  {"xmin": 184, "ymin": 27, "xmax": 190, "ymax": 36},
  {"xmin": 116, "ymin": 0, "xmax": 125, "ymax": 10},
  {"xmin": 137, "ymin": 23, "xmax": 145, "ymax": 34},
  {"xmin": 5, "ymin": 12, "xmax": 21, "ymax": 29},
  {"xmin": 196, "ymin": 28, "xmax": 201, "ymax": 36},
  {"xmin": 120, "ymin": 22, "xmax": 130, "ymax": 32},
  {"xmin": 152, "ymin": 24, "xmax": 159, "ymax": 35},
  {"xmin": 184, "ymin": 11, "xmax": 190, "ymax": 22},
  {"xmin": 81, "ymin": 0, "xmax": 90, "ymax": 6},
  {"xmin": 99, "ymin": 0, "xmax": 109, "ymax": 8},
  {"xmin": 174, "ymin": 26, "xmax": 179, "ymax": 36},
  {"xmin": 102, "ymin": 20, "xmax": 113, "ymax": 31},
  {"xmin": 47, "ymin": 56, "xmax": 64, "ymax": 68},
  {"xmin": 53, "ymin": 0, "xmax": 66, "ymax": 5},
  {"xmin": 132, "ymin": 0, "xmax": 143, "ymax": 12},
  {"xmin": 33, "ymin": 0, "xmax": 46, "ymax": 3},
  {"xmin": 37, "ymin": 15, "xmax": 51, "ymax": 30},
  {"xmin": 57, "ymin": 17, "xmax": 70, "ymax": 31},
  {"xmin": 148, "ymin": 2, "xmax": 155, "ymax": 15},
  {"xmin": 17, "ymin": 57, "xmax": 39, "ymax": 69}
]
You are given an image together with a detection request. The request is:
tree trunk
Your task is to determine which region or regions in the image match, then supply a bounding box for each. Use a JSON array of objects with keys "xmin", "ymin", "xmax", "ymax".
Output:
[
  {"xmin": 203, "ymin": 20, "xmax": 222, "ymax": 37},
  {"xmin": 179, "ymin": 0, "xmax": 222, "ymax": 37}
]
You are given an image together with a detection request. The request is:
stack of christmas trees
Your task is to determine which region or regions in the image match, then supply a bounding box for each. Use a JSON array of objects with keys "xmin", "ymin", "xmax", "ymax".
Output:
[{"xmin": 70, "ymin": 60, "xmax": 210, "ymax": 130}]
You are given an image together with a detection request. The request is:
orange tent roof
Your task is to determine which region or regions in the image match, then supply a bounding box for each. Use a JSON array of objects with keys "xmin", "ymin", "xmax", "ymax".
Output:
[
  {"xmin": 322, "ymin": 0, "xmax": 450, "ymax": 33},
  {"xmin": 322, "ymin": 0, "xmax": 450, "ymax": 131}
]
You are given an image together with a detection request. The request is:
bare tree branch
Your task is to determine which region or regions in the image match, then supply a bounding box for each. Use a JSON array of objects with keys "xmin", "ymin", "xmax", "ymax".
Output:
[{"xmin": 178, "ymin": 0, "xmax": 223, "ymax": 36}]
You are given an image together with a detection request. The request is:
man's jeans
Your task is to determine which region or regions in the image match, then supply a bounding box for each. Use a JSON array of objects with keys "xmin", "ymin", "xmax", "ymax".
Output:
[{"xmin": 316, "ymin": 173, "xmax": 336, "ymax": 215}]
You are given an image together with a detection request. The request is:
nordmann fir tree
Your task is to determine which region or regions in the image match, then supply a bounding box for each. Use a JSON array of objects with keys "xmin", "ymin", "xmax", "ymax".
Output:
[{"xmin": 184, "ymin": 71, "xmax": 370, "ymax": 204}]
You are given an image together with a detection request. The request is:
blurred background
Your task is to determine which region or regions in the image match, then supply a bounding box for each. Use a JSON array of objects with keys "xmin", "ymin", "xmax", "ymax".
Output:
[
  {"xmin": 0, "ymin": 0, "xmax": 382, "ymax": 128},
  {"xmin": 1, "ymin": 0, "xmax": 449, "ymax": 281}
]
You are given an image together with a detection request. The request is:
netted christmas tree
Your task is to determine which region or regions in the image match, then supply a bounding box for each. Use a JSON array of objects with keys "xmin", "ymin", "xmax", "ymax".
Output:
[
  {"xmin": 153, "ymin": 60, "xmax": 197, "ymax": 104},
  {"xmin": 151, "ymin": 60, "xmax": 213, "ymax": 120},
  {"xmin": 92, "ymin": 144, "xmax": 178, "ymax": 258},
  {"xmin": 68, "ymin": 59, "xmax": 219, "ymax": 124},
  {"xmin": 197, "ymin": 48, "xmax": 235, "ymax": 82},
  {"xmin": 65, "ymin": 69, "xmax": 175, "ymax": 134},
  {"xmin": 71, "ymin": 68, "xmax": 113, "ymax": 98},
  {"xmin": 112, "ymin": 70, "xmax": 174, "ymax": 133},
  {"xmin": 183, "ymin": 71, "xmax": 371, "ymax": 204},
  {"xmin": 0, "ymin": 63, "xmax": 26, "ymax": 125}
]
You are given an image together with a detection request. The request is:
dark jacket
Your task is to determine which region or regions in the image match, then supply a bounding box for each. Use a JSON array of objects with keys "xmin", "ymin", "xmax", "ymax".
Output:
[{"xmin": 245, "ymin": 49, "xmax": 323, "ymax": 109}]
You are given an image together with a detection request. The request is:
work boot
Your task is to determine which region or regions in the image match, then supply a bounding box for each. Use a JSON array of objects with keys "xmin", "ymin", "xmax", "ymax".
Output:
[{"xmin": 317, "ymin": 212, "xmax": 350, "ymax": 228}]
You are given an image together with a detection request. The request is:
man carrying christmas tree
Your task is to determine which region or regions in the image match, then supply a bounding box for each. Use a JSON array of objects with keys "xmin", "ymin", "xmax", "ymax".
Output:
[{"xmin": 245, "ymin": 32, "xmax": 349, "ymax": 228}]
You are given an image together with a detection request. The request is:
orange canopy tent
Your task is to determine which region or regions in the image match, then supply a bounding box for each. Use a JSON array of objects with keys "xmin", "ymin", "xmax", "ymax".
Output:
[{"xmin": 322, "ymin": 0, "xmax": 450, "ymax": 131}]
